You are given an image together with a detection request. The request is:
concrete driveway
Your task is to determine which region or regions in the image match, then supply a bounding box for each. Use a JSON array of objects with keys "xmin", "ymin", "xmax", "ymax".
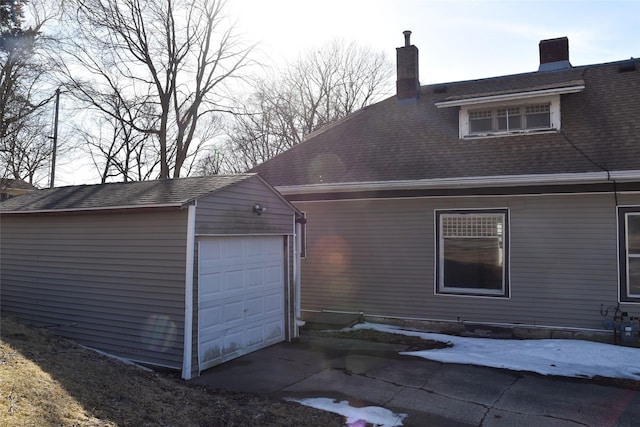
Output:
[{"xmin": 189, "ymin": 334, "xmax": 640, "ymax": 426}]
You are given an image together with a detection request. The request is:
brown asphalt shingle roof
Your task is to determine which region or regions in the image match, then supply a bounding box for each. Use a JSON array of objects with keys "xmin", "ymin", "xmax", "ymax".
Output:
[
  {"xmin": 252, "ymin": 59, "xmax": 640, "ymax": 188},
  {"xmin": 0, "ymin": 174, "xmax": 254, "ymax": 213}
]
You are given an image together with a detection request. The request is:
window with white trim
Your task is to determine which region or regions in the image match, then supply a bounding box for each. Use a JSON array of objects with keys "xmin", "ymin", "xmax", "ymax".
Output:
[
  {"xmin": 469, "ymin": 103, "xmax": 551, "ymax": 135},
  {"xmin": 436, "ymin": 209, "xmax": 509, "ymax": 297},
  {"xmin": 618, "ymin": 207, "xmax": 640, "ymax": 302},
  {"xmin": 459, "ymin": 94, "xmax": 561, "ymax": 138}
]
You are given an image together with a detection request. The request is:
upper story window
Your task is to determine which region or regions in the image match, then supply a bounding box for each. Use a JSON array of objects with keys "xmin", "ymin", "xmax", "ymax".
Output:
[
  {"xmin": 434, "ymin": 83, "xmax": 585, "ymax": 139},
  {"xmin": 461, "ymin": 95, "xmax": 559, "ymax": 138},
  {"xmin": 469, "ymin": 103, "xmax": 551, "ymax": 134}
]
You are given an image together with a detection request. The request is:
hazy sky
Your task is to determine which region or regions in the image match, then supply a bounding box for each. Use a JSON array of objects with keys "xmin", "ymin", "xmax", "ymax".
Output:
[
  {"xmin": 56, "ymin": 0, "xmax": 639, "ymax": 185},
  {"xmin": 228, "ymin": 0, "xmax": 640, "ymax": 83}
]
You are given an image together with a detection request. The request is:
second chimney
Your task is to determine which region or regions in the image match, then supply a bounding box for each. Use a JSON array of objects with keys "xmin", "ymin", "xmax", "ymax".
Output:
[
  {"xmin": 538, "ymin": 37, "xmax": 571, "ymax": 71},
  {"xmin": 396, "ymin": 30, "xmax": 420, "ymax": 100}
]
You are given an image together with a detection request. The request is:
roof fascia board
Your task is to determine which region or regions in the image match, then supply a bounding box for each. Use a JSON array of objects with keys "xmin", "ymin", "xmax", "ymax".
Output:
[
  {"xmin": 435, "ymin": 85, "xmax": 585, "ymax": 108},
  {"xmin": 275, "ymin": 170, "xmax": 640, "ymax": 195}
]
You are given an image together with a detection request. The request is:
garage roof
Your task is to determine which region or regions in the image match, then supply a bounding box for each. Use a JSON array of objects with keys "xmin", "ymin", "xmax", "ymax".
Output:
[{"xmin": 0, "ymin": 174, "xmax": 257, "ymax": 214}]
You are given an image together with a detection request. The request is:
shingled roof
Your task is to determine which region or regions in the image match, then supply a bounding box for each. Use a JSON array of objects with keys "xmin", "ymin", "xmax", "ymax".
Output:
[
  {"xmin": 0, "ymin": 174, "xmax": 254, "ymax": 213},
  {"xmin": 252, "ymin": 58, "xmax": 640, "ymax": 189}
]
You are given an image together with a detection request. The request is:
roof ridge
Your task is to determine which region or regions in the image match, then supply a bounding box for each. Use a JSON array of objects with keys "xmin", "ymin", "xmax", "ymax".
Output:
[{"xmin": 420, "ymin": 57, "xmax": 638, "ymax": 89}]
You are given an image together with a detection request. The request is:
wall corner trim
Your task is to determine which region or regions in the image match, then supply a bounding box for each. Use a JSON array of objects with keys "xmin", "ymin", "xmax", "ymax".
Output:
[{"xmin": 182, "ymin": 204, "xmax": 197, "ymax": 379}]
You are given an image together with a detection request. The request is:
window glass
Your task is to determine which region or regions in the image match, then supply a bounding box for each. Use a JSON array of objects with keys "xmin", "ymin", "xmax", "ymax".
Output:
[
  {"xmin": 497, "ymin": 107, "xmax": 522, "ymax": 131},
  {"xmin": 469, "ymin": 110, "xmax": 492, "ymax": 133},
  {"xmin": 627, "ymin": 215, "xmax": 640, "ymax": 253},
  {"xmin": 629, "ymin": 258, "xmax": 640, "ymax": 297},
  {"xmin": 467, "ymin": 103, "xmax": 551, "ymax": 135},
  {"xmin": 437, "ymin": 211, "xmax": 508, "ymax": 297},
  {"xmin": 525, "ymin": 104, "xmax": 551, "ymax": 128}
]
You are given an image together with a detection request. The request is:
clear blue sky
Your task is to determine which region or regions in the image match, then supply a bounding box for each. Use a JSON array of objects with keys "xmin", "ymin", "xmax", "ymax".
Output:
[{"xmin": 229, "ymin": 0, "xmax": 640, "ymax": 83}]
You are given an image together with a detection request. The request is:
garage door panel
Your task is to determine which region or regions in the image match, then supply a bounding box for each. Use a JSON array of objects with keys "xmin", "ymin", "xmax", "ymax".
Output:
[
  {"xmin": 245, "ymin": 296, "xmax": 265, "ymax": 318},
  {"xmin": 223, "ymin": 239, "xmax": 243, "ymax": 258},
  {"xmin": 198, "ymin": 236, "xmax": 285, "ymax": 372},
  {"xmin": 223, "ymin": 270, "xmax": 244, "ymax": 292},
  {"xmin": 264, "ymin": 319, "xmax": 284, "ymax": 341},
  {"xmin": 199, "ymin": 272, "xmax": 222, "ymax": 297},
  {"xmin": 265, "ymin": 292, "xmax": 283, "ymax": 314},
  {"xmin": 264, "ymin": 265, "xmax": 282, "ymax": 285},
  {"xmin": 200, "ymin": 305, "xmax": 221, "ymax": 326},
  {"xmin": 246, "ymin": 268, "xmax": 264, "ymax": 288}
]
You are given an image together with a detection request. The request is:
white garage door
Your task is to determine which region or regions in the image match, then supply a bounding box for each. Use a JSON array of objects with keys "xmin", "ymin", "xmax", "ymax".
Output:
[{"xmin": 198, "ymin": 236, "xmax": 285, "ymax": 371}]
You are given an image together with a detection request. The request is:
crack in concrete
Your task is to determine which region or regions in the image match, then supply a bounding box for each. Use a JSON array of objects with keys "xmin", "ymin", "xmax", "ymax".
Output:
[{"xmin": 478, "ymin": 375, "xmax": 520, "ymax": 425}]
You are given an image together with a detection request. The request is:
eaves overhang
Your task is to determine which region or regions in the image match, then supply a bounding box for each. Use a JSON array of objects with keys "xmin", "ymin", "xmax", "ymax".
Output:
[
  {"xmin": 435, "ymin": 85, "xmax": 585, "ymax": 108},
  {"xmin": 0, "ymin": 203, "xmax": 188, "ymax": 215},
  {"xmin": 275, "ymin": 170, "xmax": 640, "ymax": 196}
]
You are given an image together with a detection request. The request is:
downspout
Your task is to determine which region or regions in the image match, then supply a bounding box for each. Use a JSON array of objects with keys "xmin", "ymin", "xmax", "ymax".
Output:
[
  {"xmin": 182, "ymin": 204, "xmax": 196, "ymax": 379},
  {"xmin": 294, "ymin": 216, "xmax": 307, "ymax": 333}
]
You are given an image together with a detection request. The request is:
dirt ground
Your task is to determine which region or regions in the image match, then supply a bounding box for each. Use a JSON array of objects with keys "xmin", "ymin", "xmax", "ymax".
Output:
[{"xmin": 0, "ymin": 316, "xmax": 344, "ymax": 427}]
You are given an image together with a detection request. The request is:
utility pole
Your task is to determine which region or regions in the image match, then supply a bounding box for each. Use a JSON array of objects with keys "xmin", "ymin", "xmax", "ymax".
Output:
[{"xmin": 50, "ymin": 88, "xmax": 60, "ymax": 188}]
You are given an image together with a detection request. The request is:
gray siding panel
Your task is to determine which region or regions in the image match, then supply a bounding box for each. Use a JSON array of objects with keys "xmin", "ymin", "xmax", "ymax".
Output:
[
  {"xmin": 296, "ymin": 193, "xmax": 635, "ymax": 330},
  {"xmin": 0, "ymin": 210, "xmax": 188, "ymax": 368},
  {"xmin": 195, "ymin": 175, "xmax": 295, "ymax": 236}
]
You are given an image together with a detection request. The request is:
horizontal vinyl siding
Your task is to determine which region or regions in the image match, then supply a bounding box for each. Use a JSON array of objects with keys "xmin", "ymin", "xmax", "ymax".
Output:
[
  {"xmin": 296, "ymin": 192, "xmax": 633, "ymax": 330},
  {"xmin": 0, "ymin": 210, "xmax": 188, "ymax": 368},
  {"xmin": 195, "ymin": 175, "xmax": 295, "ymax": 236}
]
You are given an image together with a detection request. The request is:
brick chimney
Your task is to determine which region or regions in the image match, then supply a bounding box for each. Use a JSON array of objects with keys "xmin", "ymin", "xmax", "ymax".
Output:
[
  {"xmin": 538, "ymin": 37, "xmax": 572, "ymax": 71},
  {"xmin": 396, "ymin": 30, "xmax": 420, "ymax": 100}
]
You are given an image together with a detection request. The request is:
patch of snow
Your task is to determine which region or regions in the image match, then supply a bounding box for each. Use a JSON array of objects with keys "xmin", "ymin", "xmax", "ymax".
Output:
[
  {"xmin": 351, "ymin": 323, "xmax": 640, "ymax": 380},
  {"xmin": 287, "ymin": 397, "xmax": 406, "ymax": 427}
]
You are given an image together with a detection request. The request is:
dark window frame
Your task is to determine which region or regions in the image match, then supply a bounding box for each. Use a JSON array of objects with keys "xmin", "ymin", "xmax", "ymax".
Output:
[
  {"xmin": 618, "ymin": 206, "xmax": 640, "ymax": 303},
  {"xmin": 435, "ymin": 208, "xmax": 510, "ymax": 298}
]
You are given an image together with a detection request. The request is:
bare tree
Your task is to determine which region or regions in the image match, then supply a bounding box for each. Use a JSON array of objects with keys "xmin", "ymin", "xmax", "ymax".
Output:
[
  {"xmin": 0, "ymin": 0, "xmax": 59, "ymax": 184},
  {"xmin": 61, "ymin": 0, "xmax": 253, "ymax": 180},
  {"xmin": 0, "ymin": 111, "xmax": 51, "ymax": 185},
  {"xmin": 221, "ymin": 39, "xmax": 394, "ymax": 171},
  {"xmin": 76, "ymin": 100, "xmax": 159, "ymax": 183}
]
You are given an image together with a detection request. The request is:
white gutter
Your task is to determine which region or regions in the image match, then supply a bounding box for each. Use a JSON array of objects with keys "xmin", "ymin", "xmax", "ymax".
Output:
[
  {"xmin": 181, "ymin": 204, "xmax": 196, "ymax": 380},
  {"xmin": 275, "ymin": 170, "xmax": 640, "ymax": 196},
  {"xmin": 435, "ymin": 85, "xmax": 585, "ymax": 108}
]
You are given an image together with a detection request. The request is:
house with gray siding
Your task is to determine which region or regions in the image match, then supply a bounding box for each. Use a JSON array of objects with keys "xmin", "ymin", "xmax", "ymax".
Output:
[
  {"xmin": 0, "ymin": 174, "xmax": 302, "ymax": 379},
  {"xmin": 252, "ymin": 34, "xmax": 640, "ymax": 340}
]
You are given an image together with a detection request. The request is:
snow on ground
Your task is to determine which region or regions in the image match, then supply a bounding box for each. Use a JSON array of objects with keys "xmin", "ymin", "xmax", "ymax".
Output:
[
  {"xmin": 353, "ymin": 322, "xmax": 640, "ymax": 380},
  {"xmin": 290, "ymin": 322, "xmax": 640, "ymax": 426},
  {"xmin": 287, "ymin": 397, "xmax": 406, "ymax": 427}
]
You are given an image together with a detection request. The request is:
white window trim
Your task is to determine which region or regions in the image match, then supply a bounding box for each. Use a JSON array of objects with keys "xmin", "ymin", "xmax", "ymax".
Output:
[{"xmin": 459, "ymin": 94, "xmax": 561, "ymax": 139}]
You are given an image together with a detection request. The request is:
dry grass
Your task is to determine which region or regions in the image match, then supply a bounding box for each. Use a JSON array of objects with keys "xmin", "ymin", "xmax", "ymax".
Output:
[{"xmin": 0, "ymin": 316, "xmax": 342, "ymax": 427}]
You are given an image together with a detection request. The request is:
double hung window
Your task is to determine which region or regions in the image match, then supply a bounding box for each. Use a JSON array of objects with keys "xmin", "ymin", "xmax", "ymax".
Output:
[
  {"xmin": 619, "ymin": 207, "xmax": 640, "ymax": 302},
  {"xmin": 436, "ymin": 209, "xmax": 509, "ymax": 297}
]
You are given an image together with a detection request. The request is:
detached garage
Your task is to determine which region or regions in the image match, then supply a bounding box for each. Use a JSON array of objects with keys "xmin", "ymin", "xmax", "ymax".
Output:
[{"xmin": 0, "ymin": 174, "xmax": 302, "ymax": 379}]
